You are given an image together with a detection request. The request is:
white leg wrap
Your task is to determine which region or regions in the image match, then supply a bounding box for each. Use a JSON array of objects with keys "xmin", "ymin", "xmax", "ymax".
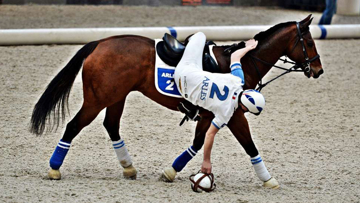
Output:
[
  {"xmin": 251, "ymin": 155, "xmax": 271, "ymax": 182},
  {"xmin": 113, "ymin": 139, "xmax": 132, "ymax": 168}
]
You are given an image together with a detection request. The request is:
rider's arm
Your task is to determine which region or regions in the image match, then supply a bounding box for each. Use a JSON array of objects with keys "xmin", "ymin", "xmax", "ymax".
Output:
[
  {"xmin": 201, "ymin": 123, "xmax": 219, "ymax": 174},
  {"xmin": 230, "ymin": 63, "xmax": 245, "ymax": 86},
  {"xmin": 230, "ymin": 39, "xmax": 258, "ymax": 85}
]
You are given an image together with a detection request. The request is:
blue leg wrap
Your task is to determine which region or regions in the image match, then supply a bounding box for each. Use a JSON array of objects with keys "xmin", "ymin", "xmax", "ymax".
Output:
[
  {"xmin": 172, "ymin": 146, "xmax": 198, "ymax": 172},
  {"xmin": 49, "ymin": 140, "xmax": 71, "ymax": 170}
]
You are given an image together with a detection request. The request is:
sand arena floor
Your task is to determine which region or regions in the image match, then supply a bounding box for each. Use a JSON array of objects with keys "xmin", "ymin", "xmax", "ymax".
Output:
[{"xmin": 0, "ymin": 5, "xmax": 360, "ymax": 203}]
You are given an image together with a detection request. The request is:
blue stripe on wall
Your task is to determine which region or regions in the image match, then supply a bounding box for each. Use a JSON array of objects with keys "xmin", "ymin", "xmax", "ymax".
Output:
[
  {"xmin": 167, "ymin": 27, "xmax": 177, "ymax": 38},
  {"xmin": 319, "ymin": 25, "xmax": 327, "ymax": 39}
]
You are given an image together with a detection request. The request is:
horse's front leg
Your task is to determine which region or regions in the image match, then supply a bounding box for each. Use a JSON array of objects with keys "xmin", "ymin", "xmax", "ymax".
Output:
[
  {"xmin": 162, "ymin": 114, "xmax": 213, "ymax": 182},
  {"xmin": 227, "ymin": 110, "xmax": 279, "ymax": 189}
]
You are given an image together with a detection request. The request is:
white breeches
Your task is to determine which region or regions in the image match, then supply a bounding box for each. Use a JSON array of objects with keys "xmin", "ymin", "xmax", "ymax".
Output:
[{"xmin": 174, "ymin": 32, "xmax": 206, "ymax": 98}]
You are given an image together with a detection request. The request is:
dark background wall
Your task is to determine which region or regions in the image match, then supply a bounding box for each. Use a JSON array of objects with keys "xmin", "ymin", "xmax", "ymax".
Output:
[
  {"xmin": 1, "ymin": 0, "xmax": 325, "ymax": 10},
  {"xmin": 3, "ymin": 0, "xmax": 66, "ymax": 4},
  {"xmin": 59, "ymin": 0, "xmax": 278, "ymax": 6}
]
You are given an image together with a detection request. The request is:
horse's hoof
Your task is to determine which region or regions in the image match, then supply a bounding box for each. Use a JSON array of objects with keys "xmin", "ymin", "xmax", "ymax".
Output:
[
  {"xmin": 123, "ymin": 165, "xmax": 137, "ymax": 180},
  {"xmin": 161, "ymin": 167, "xmax": 177, "ymax": 182},
  {"xmin": 263, "ymin": 177, "xmax": 280, "ymax": 189},
  {"xmin": 48, "ymin": 169, "xmax": 61, "ymax": 180}
]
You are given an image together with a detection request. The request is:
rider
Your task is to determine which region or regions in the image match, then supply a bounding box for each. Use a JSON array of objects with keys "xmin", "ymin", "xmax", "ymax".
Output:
[{"xmin": 173, "ymin": 32, "xmax": 265, "ymax": 174}]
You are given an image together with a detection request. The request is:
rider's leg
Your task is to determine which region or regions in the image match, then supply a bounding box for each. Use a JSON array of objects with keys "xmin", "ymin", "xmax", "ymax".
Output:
[
  {"xmin": 177, "ymin": 32, "xmax": 206, "ymax": 70},
  {"xmin": 174, "ymin": 32, "xmax": 206, "ymax": 93}
]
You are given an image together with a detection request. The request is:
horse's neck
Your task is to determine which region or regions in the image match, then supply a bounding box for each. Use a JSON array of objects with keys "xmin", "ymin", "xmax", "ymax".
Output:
[
  {"xmin": 254, "ymin": 37, "xmax": 289, "ymax": 67},
  {"xmin": 214, "ymin": 29, "xmax": 292, "ymax": 88},
  {"xmin": 245, "ymin": 30, "xmax": 292, "ymax": 88}
]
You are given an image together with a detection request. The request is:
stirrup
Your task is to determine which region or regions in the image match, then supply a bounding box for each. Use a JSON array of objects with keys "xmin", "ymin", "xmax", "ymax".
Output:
[{"xmin": 177, "ymin": 101, "xmax": 201, "ymax": 126}]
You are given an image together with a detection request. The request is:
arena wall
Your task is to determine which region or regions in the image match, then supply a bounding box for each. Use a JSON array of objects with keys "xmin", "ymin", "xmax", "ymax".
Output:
[
  {"xmin": 1, "ymin": 0, "xmax": 278, "ymax": 6},
  {"xmin": 3, "ymin": 0, "xmax": 65, "ymax": 4},
  {"xmin": 1, "ymin": 24, "xmax": 360, "ymax": 45}
]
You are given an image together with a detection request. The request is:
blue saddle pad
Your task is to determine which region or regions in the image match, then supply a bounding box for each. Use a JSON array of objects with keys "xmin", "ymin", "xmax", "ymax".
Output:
[
  {"xmin": 155, "ymin": 39, "xmax": 182, "ymax": 98},
  {"xmin": 155, "ymin": 67, "xmax": 182, "ymax": 98}
]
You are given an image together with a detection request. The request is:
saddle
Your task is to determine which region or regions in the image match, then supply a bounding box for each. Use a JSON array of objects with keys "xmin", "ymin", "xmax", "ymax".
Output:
[
  {"xmin": 156, "ymin": 34, "xmax": 221, "ymax": 126},
  {"xmin": 156, "ymin": 33, "xmax": 220, "ymax": 73},
  {"xmin": 156, "ymin": 34, "xmax": 234, "ymax": 126}
]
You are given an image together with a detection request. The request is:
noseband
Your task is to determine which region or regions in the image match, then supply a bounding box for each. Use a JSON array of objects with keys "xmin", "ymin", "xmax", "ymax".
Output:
[
  {"xmin": 291, "ymin": 22, "xmax": 320, "ymax": 73},
  {"xmin": 249, "ymin": 22, "xmax": 320, "ymax": 92}
]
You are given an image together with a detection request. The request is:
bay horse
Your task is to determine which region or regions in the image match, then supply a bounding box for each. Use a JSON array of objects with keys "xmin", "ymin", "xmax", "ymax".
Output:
[{"xmin": 30, "ymin": 15, "xmax": 323, "ymax": 188}]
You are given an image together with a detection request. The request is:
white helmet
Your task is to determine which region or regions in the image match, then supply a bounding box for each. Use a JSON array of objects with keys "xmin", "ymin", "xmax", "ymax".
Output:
[{"xmin": 240, "ymin": 89, "xmax": 265, "ymax": 115}]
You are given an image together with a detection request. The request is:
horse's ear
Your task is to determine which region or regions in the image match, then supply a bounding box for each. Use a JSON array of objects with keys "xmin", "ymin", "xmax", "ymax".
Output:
[
  {"xmin": 300, "ymin": 16, "xmax": 313, "ymax": 31},
  {"xmin": 300, "ymin": 14, "xmax": 312, "ymax": 24}
]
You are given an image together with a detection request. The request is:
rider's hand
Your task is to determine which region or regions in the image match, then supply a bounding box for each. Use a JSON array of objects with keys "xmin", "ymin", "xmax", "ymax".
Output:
[
  {"xmin": 245, "ymin": 39, "xmax": 258, "ymax": 50},
  {"xmin": 230, "ymin": 39, "xmax": 258, "ymax": 63},
  {"xmin": 201, "ymin": 160, "xmax": 212, "ymax": 174}
]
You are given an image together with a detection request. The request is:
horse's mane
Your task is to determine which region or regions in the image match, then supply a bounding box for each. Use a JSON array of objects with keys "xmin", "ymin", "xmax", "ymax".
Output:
[
  {"xmin": 254, "ymin": 21, "xmax": 296, "ymax": 41},
  {"xmin": 219, "ymin": 21, "xmax": 296, "ymax": 51}
]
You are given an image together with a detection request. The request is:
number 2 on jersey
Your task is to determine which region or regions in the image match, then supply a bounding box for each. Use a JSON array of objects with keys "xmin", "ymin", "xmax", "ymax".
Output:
[{"xmin": 209, "ymin": 83, "xmax": 229, "ymax": 101}]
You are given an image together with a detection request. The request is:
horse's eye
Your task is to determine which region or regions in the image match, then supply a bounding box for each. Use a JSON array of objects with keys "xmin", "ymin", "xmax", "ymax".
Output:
[{"xmin": 307, "ymin": 41, "xmax": 314, "ymax": 47}]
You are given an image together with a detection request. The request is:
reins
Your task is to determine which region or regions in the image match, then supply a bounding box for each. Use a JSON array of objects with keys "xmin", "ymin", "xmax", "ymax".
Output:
[
  {"xmin": 248, "ymin": 22, "xmax": 320, "ymax": 92},
  {"xmin": 249, "ymin": 55, "xmax": 303, "ymax": 92}
]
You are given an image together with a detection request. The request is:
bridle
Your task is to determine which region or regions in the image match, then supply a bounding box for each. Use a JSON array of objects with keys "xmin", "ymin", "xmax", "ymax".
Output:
[{"xmin": 249, "ymin": 22, "xmax": 320, "ymax": 92}]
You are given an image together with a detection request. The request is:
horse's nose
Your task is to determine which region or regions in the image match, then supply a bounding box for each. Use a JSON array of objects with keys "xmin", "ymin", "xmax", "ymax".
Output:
[{"xmin": 312, "ymin": 68, "xmax": 323, "ymax": 79}]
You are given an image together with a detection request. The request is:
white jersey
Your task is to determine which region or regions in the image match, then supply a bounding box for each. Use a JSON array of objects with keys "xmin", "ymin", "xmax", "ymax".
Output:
[
  {"xmin": 173, "ymin": 32, "xmax": 244, "ymax": 129},
  {"xmin": 176, "ymin": 69, "xmax": 243, "ymax": 129}
]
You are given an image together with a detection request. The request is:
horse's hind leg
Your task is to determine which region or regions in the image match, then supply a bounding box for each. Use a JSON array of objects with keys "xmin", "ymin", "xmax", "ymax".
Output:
[
  {"xmin": 48, "ymin": 104, "xmax": 103, "ymax": 180},
  {"xmin": 103, "ymin": 99, "xmax": 137, "ymax": 179}
]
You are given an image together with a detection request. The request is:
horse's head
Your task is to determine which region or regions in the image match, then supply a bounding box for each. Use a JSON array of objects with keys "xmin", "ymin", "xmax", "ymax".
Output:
[{"xmin": 285, "ymin": 15, "xmax": 324, "ymax": 78}]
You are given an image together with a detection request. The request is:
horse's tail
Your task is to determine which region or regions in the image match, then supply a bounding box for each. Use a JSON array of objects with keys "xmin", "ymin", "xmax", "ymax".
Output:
[{"xmin": 30, "ymin": 41, "xmax": 99, "ymax": 135}]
